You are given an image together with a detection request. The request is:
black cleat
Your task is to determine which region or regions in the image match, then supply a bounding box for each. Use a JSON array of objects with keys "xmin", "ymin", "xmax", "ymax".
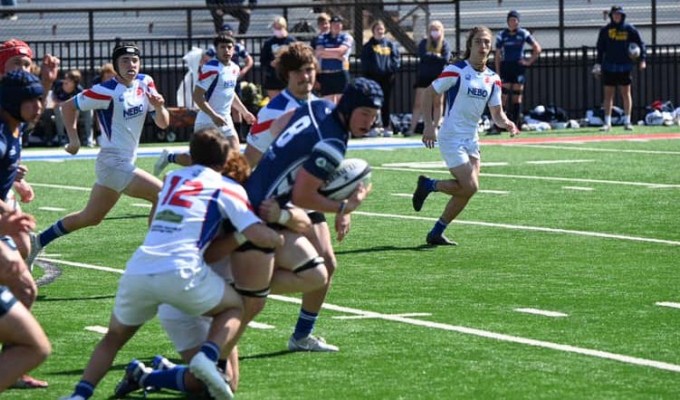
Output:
[
  {"xmin": 114, "ymin": 359, "xmax": 150, "ymax": 398},
  {"xmin": 412, "ymin": 175, "xmax": 432, "ymax": 212},
  {"xmin": 426, "ymin": 232, "xmax": 458, "ymax": 246}
]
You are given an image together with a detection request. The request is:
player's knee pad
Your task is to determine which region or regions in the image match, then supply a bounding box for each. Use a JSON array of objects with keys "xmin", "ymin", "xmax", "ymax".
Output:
[
  {"xmin": 501, "ymin": 87, "xmax": 511, "ymax": 95},
  {"xmin": 231, "ymin": 283, "xmax": 271, "ymax": 298},
  {"xmin": 235, "ymin": 241, "xmax": 275, "ymax": 254},
  {"xmin": 293, "ymin": 256, "xmax": 325, "ymax": 274},
  {"xmin": 513, "ymin": 89, "xmax": 523, "ymax": 96}
]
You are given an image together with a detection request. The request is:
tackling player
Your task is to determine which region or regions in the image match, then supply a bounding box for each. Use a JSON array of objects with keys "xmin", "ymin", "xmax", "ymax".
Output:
[{"xmin": 412, "ymin": 26, "xmax": 518, "ymax": 245}]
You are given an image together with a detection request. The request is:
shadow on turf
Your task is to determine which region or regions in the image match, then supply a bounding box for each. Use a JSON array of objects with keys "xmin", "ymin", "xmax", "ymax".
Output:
[
  {"xmin": 36, "ymin": 294, "xmax": 115, "ymax": 302},
  {"xmin": 335, "ymin": 244, "xmax": 439, "ymax": 254},
  {"xmin": 240, "ymin": 349, "xmax": 295, "ymax": 361}
]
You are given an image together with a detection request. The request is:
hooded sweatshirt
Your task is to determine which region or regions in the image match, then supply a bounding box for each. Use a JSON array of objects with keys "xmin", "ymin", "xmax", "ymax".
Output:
[{"xmin": 596, "ymin": 8, "xmax": 646, "ymax": 73}]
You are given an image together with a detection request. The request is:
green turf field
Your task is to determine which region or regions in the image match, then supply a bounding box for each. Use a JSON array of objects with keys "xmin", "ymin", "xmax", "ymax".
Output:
[{"xmin": 6, "ymin": 126, "xmax": 680, "ymax": 399}]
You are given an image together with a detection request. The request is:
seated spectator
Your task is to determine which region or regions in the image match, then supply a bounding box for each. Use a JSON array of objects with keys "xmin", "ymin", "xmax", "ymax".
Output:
[
  {"xmin": 52, "ymin": 69, "xmax": 94, "ymax": 147},
  {"xmin": 206, "ymin": 0, "xmax": 255, "ymax": 35}
]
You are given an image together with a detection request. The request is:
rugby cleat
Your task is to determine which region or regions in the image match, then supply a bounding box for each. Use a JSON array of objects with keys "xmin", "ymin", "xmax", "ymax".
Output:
[
  {"xmin": 153, "ymin": 149, "xmax": 170, "ymax": 177},
  {"xmin": 113, "ymin": 359, "xmax": 151, "ymax": 398},
  {"xmin": 151, "ymin": 354, "xmax": 176, "ymax": 371},
  {"xmin": 624, "ymin": 123, "xmax": 634, "ymax": 131},
  {"xmin": 412, "ymin": 175, "xmax": 432, "ymax": 212},
  {"xmin": 426, "ymin": 232, "xmax": 458, "ymax": 246},
  {"xmin": 25, "ymin": 232, "xmax": 42, "ymax": 272},
  {"xmin": 189, "ymin": 352, "xmax": 233, "ymax": 400},
  {"xmin": 288, "ymin": 335, "xmax": 339, "ymax": 352},
  {"xmin": 599, "ymin": 124, "xmax": 611, "ymax": 132}
]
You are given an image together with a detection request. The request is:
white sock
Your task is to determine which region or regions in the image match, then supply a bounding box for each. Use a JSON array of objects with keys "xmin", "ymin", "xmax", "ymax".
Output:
[
  {"xmin": 604, "ymin": 116, "xmax": 612, "ymax": 126},
  {"xmin": 623, "ymin": 115, "xmax": 631, "ymax": 125}
]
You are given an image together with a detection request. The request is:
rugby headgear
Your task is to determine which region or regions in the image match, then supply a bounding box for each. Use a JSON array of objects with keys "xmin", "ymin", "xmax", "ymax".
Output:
[
  {"xmin": 335, "ymin": 78, "xmax": 384, "ymax": 127},
  {"xmin": 507, "ymin": 10, "xmax": 520, "ymax": 21},
  {"xmin": 111, "ymin": 42, "xmax": 140, "ymax": 75},
  {"xmin": 0, "ymin": 39, "xmax": 33, "ymax": 75},
  {"xmin": 0, "ymin": 70, "xmax": 43, "ymax": 122}
]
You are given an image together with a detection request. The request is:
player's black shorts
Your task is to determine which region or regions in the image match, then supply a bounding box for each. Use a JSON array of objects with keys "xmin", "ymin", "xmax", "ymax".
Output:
[
  {"xmin": 0, "ymin": 286, "xmax": 17, "ymax": 318},
  {"xmin": 602, "ymin": 71, "xmax": 632, "ymax": 86},
  {"xmin": 318, "ymin": 71, "xmax": 350, "ymax": 96},
  {"xmin": 500, "ymin": 61, "xmax": 526, "ymax": 84},
  {"xmin": 308, "ymin": 211, "xmax": 326, "ymax": 224}
]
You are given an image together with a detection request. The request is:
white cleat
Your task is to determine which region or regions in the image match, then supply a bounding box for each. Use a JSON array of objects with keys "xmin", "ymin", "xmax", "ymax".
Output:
[
  {"xmin": 25, "ymin": 232, "xmax": 42, "ymax": 272},
  {"xmin": 189, "ymin": 352, "xmax": 233, "ymax": 400},
  {"xmin": 287, "ymin": 334, "xmax": 339, "ymax": 352},
  {"xmin": 599, "ymin": 124, "xmax": 611, "ymax": 132},
  {"xmin": 153, "ymin": 149, "xmax": 170, "ymax": 177}
]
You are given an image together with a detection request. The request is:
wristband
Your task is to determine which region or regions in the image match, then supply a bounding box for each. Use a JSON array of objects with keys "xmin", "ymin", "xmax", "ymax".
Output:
[
  {"xmin": 277, "ymin": 209, "xmax": 291, "ymax": 225},
  {"xmin": 337, "ymin": 200, "xmax": 348, "ymax": 215},
  {"xmin": 234, "ymin": 231, "xmax": 247, "ymax": 245}
]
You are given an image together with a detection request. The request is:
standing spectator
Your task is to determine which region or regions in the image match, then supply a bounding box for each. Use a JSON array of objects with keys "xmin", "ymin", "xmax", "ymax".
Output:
[
  {"xmin": 594, "ymin": 5, "xmax": 646, "ymax": 131},
  {"xmin": 310, "ymin": 13, "xmax": 330, "ymax": 50},
  {"xmin": 206, "ymin": 0, "xmax": 254, "ymax": 35},
  {"xmin": 261, "ymin": 16, "xmax": 296, "ymax": 100},
  {"xmin": 26, "ymin": 43, "xmax": 170, "ymax": 270},
  {"xmin": 52, "ymin": 69, "xmax": 94, "ymax": 147},
  {"xmin": 315, "ymin": 15, "xmax": 354, "ymax": 104},
  {"xmin": 1, "ymin": 0, "xmax": 17, "ymax": 21},
  {"xmin": 360, "ymin": 20, "xmax": 400, "ymax": 136},
  {"xmin": 494, "ymin": 10, "xmax": 541, "ymax": 130},
  {"xmin": 408, "ymin": 20, "xmax": 451, "ymax": 136},
  {"xmin": 411, "ymin": 26, "xmax": 517, "ymax": 246}
]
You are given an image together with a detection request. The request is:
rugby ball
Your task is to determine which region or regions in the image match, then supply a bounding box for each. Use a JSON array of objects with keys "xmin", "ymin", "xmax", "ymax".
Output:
[
  {"xmin": 319, "ymin": 158, "xmax": 372, "ymax": 201},
  {"xmin": 628, "ymin": 42, "xmax": 641, "ymax": 60}
]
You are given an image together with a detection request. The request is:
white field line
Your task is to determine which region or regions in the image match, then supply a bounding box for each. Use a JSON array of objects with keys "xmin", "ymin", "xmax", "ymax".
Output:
[
  {"xmin": 656, "ymin": 302, "xmax": 680, "ymax": 309},
  {"xmin": 353, "ymin": 211, "xmax": 680, "ymax": 246},
  {"xmin": 563, "ymin": 186, "xmax": 594, "ymax": 191},
  {"xmin": 514, "ymin": 308, "xmax": 569, "ymax": 318},
  {"xmin": 333, "ymin": 312, "xmax": 432, "ymax": 320},
  {"xmin": 393, "ymin": 190, "xmax": 508, "ymax": 198},
  {"xmin": 374, "ymin": 166, "xmax": 680, "ymax": 189},
  {"xmin": 500, "ymin": 144, "xmax": 680, "ymax": 155},
  {"xmin": 31, "ymin": 182, "xmax": 91, "ymax": 192},
  {"xmin": 248, "ymin": 321, "xmax": 275, "ymax": 329},
  {"xmin": 41, "ymin": 258, "xmax": 680, "ymax": 374},
  {"xmin": 85, "ymin": 325, "xmax": 109, "ymax": 334},
  {"xmin": 132, "ymin": 203, "xmax": 152, "ymax": 208},
  {"xmin": 39, "ymin": 206, "xmax": 66, "ymax": 212},
  {"xmin": 525, "ymin": 160, "xmax": 594, "ymax": 165}
]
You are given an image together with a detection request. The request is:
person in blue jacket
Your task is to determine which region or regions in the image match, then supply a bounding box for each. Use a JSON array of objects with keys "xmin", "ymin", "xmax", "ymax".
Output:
[
  {"xmin": 408, "ymin": 20, "xmax": 451, "ymax": 136},
  {"xmin": 360, "ymin": 20, "xmax": 400, "ymax": 136},
  {"xmin": 594, "ymin": 5, "xmax": 646, "ymax": 131}
]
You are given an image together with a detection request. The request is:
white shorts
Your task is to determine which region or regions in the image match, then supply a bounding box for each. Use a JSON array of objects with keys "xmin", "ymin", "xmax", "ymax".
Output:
[
  {"xmin": 113, "ymin": 265, "xmax": 226, "ymax": 327},
  {"xmin": 157, "ymin": 257, "xmax": 233, "ymax": 352},
  {"xmin": 95, "ymin": 152, "xmax": 137, "ymax": 192},
  {"xmin": 194, "ymin": 120, "xmax": 236, "ymax": 138},
  {"xmin": 438, "ymin": 136, "xmax": 480, "ymax": 169}
]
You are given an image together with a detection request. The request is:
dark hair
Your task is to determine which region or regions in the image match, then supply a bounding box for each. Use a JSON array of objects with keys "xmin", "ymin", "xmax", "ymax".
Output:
[
  {"xmin": 458, "ymin": 26, "xmax": 493, "ymax": 61},
  {"xmin": 214, "ymin": 34, "xmax": 235, "ymax": 48},
  {"xmin": 190, "ymin": 127, "xmax": 231, "ymax": 169},
  {"xmin": 275, "ymin": 42, "xmax": 318, "ymax": 83}
]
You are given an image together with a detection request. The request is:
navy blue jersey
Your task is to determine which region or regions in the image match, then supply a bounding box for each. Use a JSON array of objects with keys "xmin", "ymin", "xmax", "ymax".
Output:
[
  {"xmin": 245, "ymin": 99, "xmax": 348, "ymax": 208},
  {"xmin": 495, "ymin": 28, "xmax": 535, "ymax": 62},
  {"xmin": 0, "ymin": 120, "xmax": 22, "ymax": 201},
  {"xmin": 596, "ymin": 21, "xmax": 645, "ymax": 73}
]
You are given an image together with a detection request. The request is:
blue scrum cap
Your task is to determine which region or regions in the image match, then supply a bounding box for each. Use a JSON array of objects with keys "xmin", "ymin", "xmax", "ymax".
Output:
[
  {"xmin": 0, "ymin": 70, "xmax": 43, "ymax": 122},
  {"xmin": 336, "ymin": 78, "xmax": 384, "ymax": 121}
]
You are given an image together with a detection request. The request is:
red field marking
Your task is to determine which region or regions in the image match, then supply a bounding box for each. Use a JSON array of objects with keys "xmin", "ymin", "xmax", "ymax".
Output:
[{"xmin": 482, "ymin": 132, "xmax": 680, "ymax": 145}]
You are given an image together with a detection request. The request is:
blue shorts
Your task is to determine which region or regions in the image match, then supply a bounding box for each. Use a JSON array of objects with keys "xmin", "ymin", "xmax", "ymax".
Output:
[
  {"xmin": 500, "ymin": 61, "xmax": 526, "ymax": 84},
  {"xmin": 0, "ymin": 286, "xmax": 18, "ymax": 318},
  {"xmin": 318, "ymin": 71, "xmax": 350, "ymax": 96}
]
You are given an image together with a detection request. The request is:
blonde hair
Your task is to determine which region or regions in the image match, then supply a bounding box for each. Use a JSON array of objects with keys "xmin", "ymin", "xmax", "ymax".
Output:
[
  {"xmin": 317, "ymin": 13, "xmax": 330, "ymax": 25},
  {"xmin": 270, "ymin": 16, "xmax": 288, "ymax": 30},
  {"xmin": 426, "ymin": 20, "xmax": 445, "ymax": 54}
]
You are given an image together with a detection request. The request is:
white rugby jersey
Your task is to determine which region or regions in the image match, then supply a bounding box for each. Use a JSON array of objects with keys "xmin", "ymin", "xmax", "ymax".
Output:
[
  {"xmin": 194, "ymin": 58, "xmax": 240, "ymax": 128},
  {"xmin": 125, "ymin": 165, "xmax": 261, "ymax": 276},
  {"xmin": 75, "ymin": 74, "xmax": 157, "ymax": 160},
  {"xmin": 246, "ymin": 89, "xmax": 316, "ymax": 153},
  {"xmin": 432, "ymin": 60, "xmax": 502, "ymax": 139}
]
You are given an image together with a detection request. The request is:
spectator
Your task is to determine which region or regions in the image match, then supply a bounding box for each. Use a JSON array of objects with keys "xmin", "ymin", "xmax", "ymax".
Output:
[
  {"xmin": 494, "ymin": 10, "xmax": 541, "ymax": 130},
  {"xmin": 261, "ymin": 16, "xmax": 296, "ymax": 100},
  {"xmin": 206, "ymin": 0, "xmax": 254, "ymax": 35},
  {"xmin": 1, "ymin": 0, "xmax": 17, "ymax": 21},
  {"xmin": 310, "ymin": 13, "xmax": 330, "ymax": 49},
  {"xmin": 408, "ymin": 20, "xmax": 451, "ymax": 136},
  {"xmin": 315, "ymin": 15, "xmax": 354, "ymax": 104},
  {"xmin": 52, "ymin": 69, "xmax": 94, "ymax": 147},
  {"xmin": 594, "ymin": 5, "xmax": 646, "ymax": 131},
  {"xmin": 91, "ymin": 63, "xmax": 116, "ymax": 86},
  {"xmin": 360, "ymin": 20, "xmax": 400, "ymax": 136}
]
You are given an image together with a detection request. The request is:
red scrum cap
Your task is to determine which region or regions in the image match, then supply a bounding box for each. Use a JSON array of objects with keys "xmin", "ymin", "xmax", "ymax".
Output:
[{"xmin": 0, "ymin": 39, "xmax": 33, "ymax": 75}]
